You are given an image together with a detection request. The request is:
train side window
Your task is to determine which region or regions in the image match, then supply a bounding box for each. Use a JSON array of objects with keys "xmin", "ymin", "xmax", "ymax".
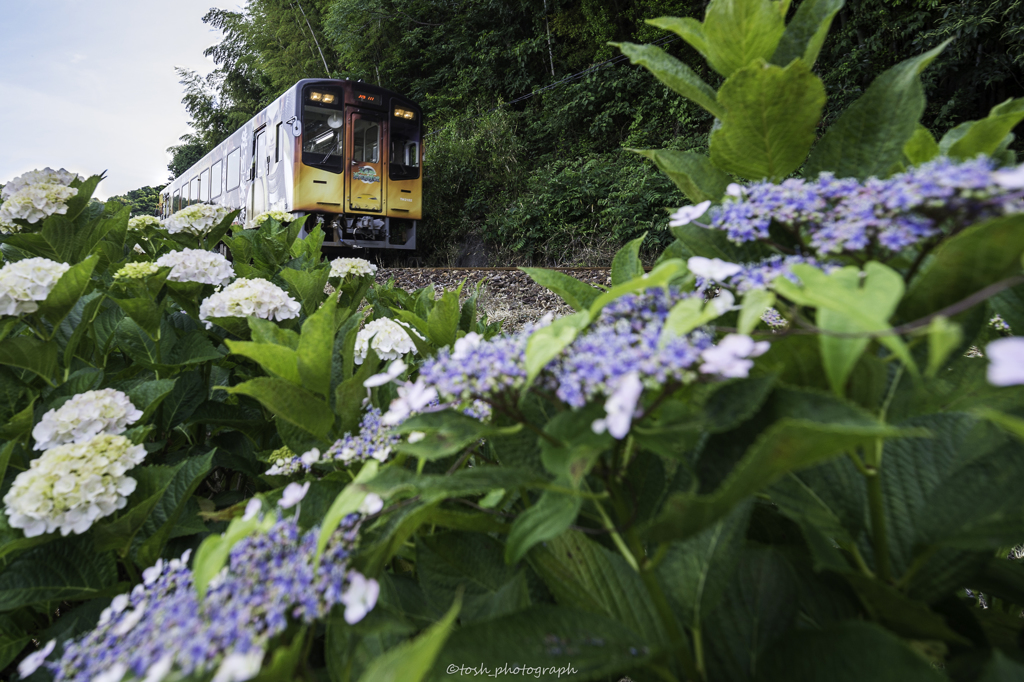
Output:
[
  {"xmin": 211, "ymin": 161, "xmax": 223, "ymax": 199},
  {"xmin": 275, "ymin": 122, "xmax": 283, "ymax": 163},
  {"xmin": 389, "ymin": 115, "xmax": 421, "ymax": 181},
  {"xmin": 353, "ymin": 118, "xmax": 379, "ymax": 163},
  {"xmin": 172, "ymin": 189, "xmax": 180, "ymax": 212},
  {"xmin": 199, "ymin": 169, "xmax": 210, "ymax": 202},
  {"xmin": 190, "ymin": 177, "xmax": 200, "ymax": 205},
  {"xmin": 255, "ymin": 129, "xmax": 267, "ymax": 179},
  {"xmin": 226, "ymin": 147, "xmax": 241, "ymax": 190}
]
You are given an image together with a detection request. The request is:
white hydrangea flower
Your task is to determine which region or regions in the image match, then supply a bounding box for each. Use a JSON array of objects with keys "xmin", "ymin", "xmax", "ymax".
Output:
[
  {"xmin": 1, "ymin": 167, "xmax": 79, "ymax": 200},
  {"xmin": 155, "ymin": 248, "xmax": 234, "ymax": 287},
  {"xmin": 699, "ymin": 334, "xmax": 770, "ymax": 378},
  {"xmin": 0, "ymin": 183, "xmax": 79, "ymax": 224},
  {"xmin": 245, "ymin": 210, "xmax": 295, "ymax": 229},
  {"xmin": 32, "ymin": 388, "xmax": 143, "ymax": 451},
  {"xmin": 0, "ymin": 257, "xmax": 70, "ymax": 316},
  {"xmin": 341, "ymin": 571, "xmax": 380, "ymax": 624},
  {"xmin": 114, "ymin": 262, "xmax": 161, "ymax": 281},
  {"xmin": 354, "ymin": 317, "xmax": 422, "ymax": 364},
  {"xmin": 128, "ymin": 215, "xmax": 163, "ymax": 231},
  {"xmin": 0, "ymin": 214, "xmax": 22, "ymax": 234},
  {"xmin": 986, "ymin": 337, "xmax": 1024, "ymax": 386},
  {"xmin": 199, "ymin": 278, "xmax": 300, "ymax": 328},
  {"xmin": 164, "ymin": 204, "xmax": 232, "ymax": 236},
  {"xmin": 3, "ymin": 433, "xmax": 147, "ymax": 537},
  {"xmin": 329, "ymin": 257, "xmax": 378, "ymax": 279}
]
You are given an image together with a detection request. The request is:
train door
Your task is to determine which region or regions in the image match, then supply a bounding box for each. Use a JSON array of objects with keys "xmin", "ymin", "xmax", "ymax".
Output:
[
  {"xmin": 249, "ymin": 126, "xmax": 270, "ymax": 218},
  {"xmin": 348, "ymin": 111, "xmax": 383, "ymax": 212}
]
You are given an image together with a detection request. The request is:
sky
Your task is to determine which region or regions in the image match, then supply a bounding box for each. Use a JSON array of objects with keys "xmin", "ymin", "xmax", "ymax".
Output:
[{"xmin": 0, "ymin": 1, "xmax": 237, "ymax": 199}]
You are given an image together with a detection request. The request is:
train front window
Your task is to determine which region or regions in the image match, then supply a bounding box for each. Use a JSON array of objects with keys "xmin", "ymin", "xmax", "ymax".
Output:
[
  {"xmin": 301, "ymin": 87, "xmax": 344, "ymax": 173},
  {"xmin": 389, "ymin": 114, "xmax": 420, "ymax": 181}
]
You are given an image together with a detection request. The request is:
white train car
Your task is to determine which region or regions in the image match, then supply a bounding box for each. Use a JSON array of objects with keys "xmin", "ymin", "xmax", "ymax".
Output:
[{"xmin": 161, "ymin": 78, "xmax": 423, "ymax": 250}]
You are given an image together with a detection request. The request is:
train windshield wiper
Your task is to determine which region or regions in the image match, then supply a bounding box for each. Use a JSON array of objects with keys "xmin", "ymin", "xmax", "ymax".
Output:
[{"xmin": 322, "ymin": 139, "xmax": 340, "ymax": 165}]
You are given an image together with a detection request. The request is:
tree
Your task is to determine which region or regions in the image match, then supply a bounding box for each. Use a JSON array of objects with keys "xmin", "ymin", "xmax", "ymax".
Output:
[{"xmin": 107, "ymin": 184, "xmax": 167, "ymax": 216}]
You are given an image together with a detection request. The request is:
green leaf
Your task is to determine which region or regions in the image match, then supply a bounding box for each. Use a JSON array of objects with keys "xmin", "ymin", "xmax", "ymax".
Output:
[
  {"xmin": 435, "ymin": 606, "xmax": 652, "ymax": 681},
  {"xmin": 659, "ymin": 297, "xmax": 716, "ymax": 341},
  {"xmin": 901, "ymin": 214, "xmax": 1024, "ymax": 321},
  {"xmin": 842, "ymin": 573, "xmax": 969, "ymax": 644},
  {"xmin": 0, "ymin": 336, "xmax": 58, "ymax": 384},
  {"xmin": 631, "ymin": 149, "xmax": 732, "ymax": 204},
  {"xmin": 37, "ymin": 256, "xmax": 97, "ymax": 331},
  {"xmin": 925, "ymin": 316, "xmax": 963, "ymax": 377},
  {"xmin": 249, "ymin": 317, "xmax": 300, "ymax": 348},
  {"xmin": 335, "ymin": 350, "xmax": 379, "ymax": 433},
  {"xmin": 611, "ymin": 233, "xmax": 646, "ymax": 286},
  {"xmin": 520, "ymin": 268, "xmax": 600, "ymax": 312},
  {"xmin": 112, "ymin": 297, "xmax": 164, "ymax": 341},
  {"xmin": 659, "ymin": 501, "xmax": 751, "ymax": 629},
  {"xmin": 505, "ymin": 484, "xmax": 582, "ymax": 564},
  {"xmin": 0, "ymin": 535, "xmax": 117, "ymax": 610},
  {"xmin": 903, "ymin": 124, "xmax": 940, "ymax": 165},
  {"xmin": 701, "ymin": 0, "xmax": 786, "ymax": 77},
  {"xmin": 738, "ymin": 289, "xmax": 775, "ymax": 334},
  {"xmin": 316, "ymin": 460, "xmax": 380, "ymax": 562},
  {"xmin": 279, "ymin": 267, "xmax": 328, "ymax": 316},
  {"xmin": 539, "ymin": 406, "xmax": 612, "ymax": 486},
  {"xmin": 159, "ymin": 370, "xmax": 206, "ymax": 429},
  {"xmin": 427, "ymin": 289, "xmax": 461, "ymax": 349},
  {"xmin": 297, "ymin": 293, "xmax": 337, "ymax": 396},
  {"xmin": 524, "ymin": 311, "xmax": 591, "ymax": 389},
  {"xmin": 134, "ymin": 451, "xmax": 214, "ymax": 566},
  {"xmin": 757, "ymin": 621, "xmax": 946, "ymax": 682},
  {"xmin": 416, "ymin": 533, "xmax": 528, "ymax": 624},
  {"xmin": 357, "ymin": 594, "xmax": 460, "ymax": 682},
  {"xmin": 710, "ymin": 58, "xmax": 826, "ymax": 182},
  {"xmin": 648, "ymin": 388, "xmax": 921, "ymax": 542},
  {"xmin": 127, "ymin": 378, "xmax": 176, "ymax": 424},
  {"xmin": 225, "ymin": 340, "xmax": 302, "ymax": 384},
  {"xmin": 945, "ymin": 97, "xmax": 1024, "ymax": 160},
  {"xmin": 192, "ymin": 514, "xmax": 267, "ymax": 600},
  {"xmin": 646, "ymin": 16, "xmax": 711, "ymax": 62},
  {"xmin": 113, "ymin": 316, "xmax": 160, "ymax": 366},
  {"xmin": 0, "ymin": 401, "xmax": 34, "ymax": 441},
  {"xmin": 93, "ymin": 465, "xmax": 177, "ymax": 555},
  {"xmin": 770, "ymin": 0, "xmax": 843, "ymax": 67},
  {"xmin": 393, "ymin": 410, "xmax": 504, "ymax": 461},
  {"xmin": 167, "ymin": 331, "xmax": 222, "ymax": 366},
  {"xmin": 588, "ymin": 259, "xmax": 687, "ymax": 318},
  {"xmin": 530, "ymin": 530, "xmax": 668, "ymax": 645},
  {"xmin": 222, "ymin": 377, "xmax": 334, "ymax": 439},
  {"xmin": 613, "ymin": 41, "xmax": 725, "ymax": 118},
  {"xmin": 804, "ymin": 42, "xmax": 948, "ymax": 179}
]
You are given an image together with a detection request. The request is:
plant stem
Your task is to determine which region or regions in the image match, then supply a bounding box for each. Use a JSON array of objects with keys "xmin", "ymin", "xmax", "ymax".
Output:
[
  {"xmin": 591, "ymin": 496, "xmax": 639, "ymax": 572},
  {"xmin": 865, "ymin": 460, "xmax": 892, "ymax": 583},
  {"xmin": 639, "ymin": 564, "xmax": 700, "ymax": 681},
  {"xmin": 692, "ymin": 626, "xmax": 707, "ymax": 681}
]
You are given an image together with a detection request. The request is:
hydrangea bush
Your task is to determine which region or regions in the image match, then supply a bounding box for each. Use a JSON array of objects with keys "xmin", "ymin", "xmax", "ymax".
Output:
[{"xmin": 4, "ymin": 0, "xmax": 1024, "ymax": 678}]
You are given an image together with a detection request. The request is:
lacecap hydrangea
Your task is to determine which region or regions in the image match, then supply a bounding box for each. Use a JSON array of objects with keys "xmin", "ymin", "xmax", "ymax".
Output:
[
  {"xmin": 155, "ymin": 248, "xmax": 234, "ymax": 287},
  {"xmin": 0, "ymin": 257, "xmax": 70, "ymax": 316},
  {"xmin": 245, "ymin": 210, "xmax": 295, "ymax": 229},
  {"xmin": 354, "ymin": 317, "xmax": 422, "ymax": 364},
  {"xmin": 199, "ymin": 278, "xmax": 301, "ymax": 328},
  {"xmin": 164, "ymin": 203, "xmax": 232, "ymax": 236},
  {"xmin": 127, "ymin": 215, "xmax": 162, "ymax": 231},
  {"xmin": 3, "ymin": 434, "xmax": 147, "ymax": 537},
  {"xmin": 32, "ymin": 388, "xmax": 143, "ymax": 451},
  {"xmin": 0, "ymin": 167, "xmax": 79, "ymax": 226},
  {"xmin": 329, "ymin": 257, "xmax": 378, "ymax": 279},
  {"xmin": 48, "ymin": 514, "xmax": 378, "ymax": 682}
]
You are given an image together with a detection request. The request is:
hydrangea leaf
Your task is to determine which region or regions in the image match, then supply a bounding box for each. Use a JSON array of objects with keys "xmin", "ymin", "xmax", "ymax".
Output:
[
  {"xmin": 659, "ymin": 297, "xmax": 710, "ymax": 342},
  {"xmin": 646, "ymin": 16, "xmax": 711, "ymax": 63},
  {"xmin": 222, "ymin": 377, "xmax": 334, "ymax": 440},
  {"xmin": 112, "ymin": 297, "xmax": 164, "ymax": 342},
  {"xmin": 192, "ymin": 514, "xmax": 266, "ymax": 600},
  {"xmin": 0, "ymin": 534, "xmax": 119, "ymax": 611},
  {"xmin": 943, "ymin": 97, "xmax": 1024, "ymax": 160},
  {"xmin": 738, "ymin": 289, "xmax": 775, "ymax": 334},
  {"xmin": 92, "ymin": 464, "xmax": 177, "ymax": 555},
  {"xmin": 613, "ymin": 42, "xmax": 725, "ymax": 118},
  {"xmin": 804, "ymin": 42, "xmax": 949, "ymax": 180},
  {"xmin": 427, "ymin": 289, "xmax": 461, "ymax": 349},
  {"xmin": 770, "ymin": 0, "xmax": 843, "ymax": 68},
  {"xmin": 315, "ymin": 459, "xmax": 380, "ymax": 563},
  {"xmin": 631, "ymin": 149, "xmax": 731, "ymax": 205},
  {"xmin": 505, "ymin": 482, "xmax": 583, "ymax": 565},
  {"xmin": 901, "ymin": 214, "xmax": 1024, "ymax": 321},
  {"xmin": 334, "ymin": 349, "xmax": 379, "ymax": 433},
  {"xmin": 392, "ymin": 409, "xmax": 510, "ymax": 461},
  {"xmin": 37, "ymin": 255, "xmax": 98, "ymax": 333},
  {"xmin": 698, "ymin": 0, "xmax": 787, "ymax": 77},
  {"xmin": 925, "ymin": 316, "xmax": 963, "ymax": 377},
  {"xmin": 523, "ymin": 311, "xmax": 591, "ymax": 391},
  {"xmin": 279, "ymin": 266, "xmax": 329, "ymax": 316},
  {"xmin": 0, "ymin": 337, "xmax": 58, "ymax": 385},
  {"xmin": 355, "ymin": 593, "xmax": 461, "ymax": 682},
  {"xmin": 648, "ymin": 388, "xmax": 925, "ymax": 542},
  {"xmin": 588, "ymin": 259, "xmax": 687, "ymax": 318},
  {"xmin": 297, "ymin": 293, "xmax": 337, "ymax": 397},
  {"xmin": 539, "ymin": 405, "xmax": 613, "ymax": 486},
  {"xmin": 903, "ymin": 125, "xmax": 940, "ymax": 165},
  {"xmin": 611, "ymin": 233, "xmax": 647, "ymax": 286},
  {"xmin": 709, "ymin": 59, "xmax": 826, "ymax": 182},
  {"xmin": 133, "ymin": 450, "xmax": 215, "ymax": 566},
  {"xmin": 520, "ymin": 268, "xmax": 600, "ymax": 312},
  {"xmin": 127, "ymin": 378, "xmax": 177, "ymax": 425}
]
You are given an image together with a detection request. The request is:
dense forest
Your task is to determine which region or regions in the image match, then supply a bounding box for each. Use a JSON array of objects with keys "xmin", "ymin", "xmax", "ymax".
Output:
[{"xmin": 164, "ymin": 0, "xmax": 1024, "ymax": 264}]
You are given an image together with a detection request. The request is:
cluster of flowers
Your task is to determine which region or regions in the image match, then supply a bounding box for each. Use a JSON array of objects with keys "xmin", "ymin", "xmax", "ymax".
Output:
[
  {"xmin": 354, "ymin": 317, "xmax": 422, "ymax": 364},
  {"xmin": 245, "ymin": 210, "xmax": 295, "ymax": 230},
  {"xmin": 155, "ymin": 248, "xmax": 235, "ymax": 287},
  {"xmin": 164, "ymin": 203, "xmax": 232, "ymax": 236},
  {"xmin": 418, "ymin": 330, "xmax": 531, "ymax": 402},
  {"xmin": 0, "ymin": 257, "xmax": 70, "ymax": 316},
  {"xmin": 127, "ymin": 215, "xmax": 162, "ymax": 231},
  {"xmin": 114, "ymin": 262, "xmax": 160, "ymax": 281},
  {"xmin": 0, "ymin": 168, "xmax": 79, "ymax": 231},
  {"xmin": 325, "ymin": 408, "xmax": 402, "ymax": 465},
  {"xmin": 675, "ymin": 157, "xmax": 1024, "ymax": 256},
  {"xmin": 4, "ymin": 389, "xmax": 146, "ymax": 537},
  {"xmin": 199, "ymin": 278, "xmax": 301, "ymax": 328},
  {"xmin": 40, "ymin": 514, "xmax": 378, "ymax": 682},
  {"xmin": 329, "ymin": 257, "xmax": 378, "ymax": 279}
]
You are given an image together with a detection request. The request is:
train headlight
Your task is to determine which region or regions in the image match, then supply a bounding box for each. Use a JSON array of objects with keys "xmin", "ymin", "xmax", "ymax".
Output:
[
  {"xmin": 322, "ymin": 94, "xmax": 336, "ymax": 104},
  {"xmin": 310, "ymin": 91, "xmax": 323, "ymax": 101},
  {"xmin": 393, "ymin": 107, "xmax": 416, "ymax": 120}
]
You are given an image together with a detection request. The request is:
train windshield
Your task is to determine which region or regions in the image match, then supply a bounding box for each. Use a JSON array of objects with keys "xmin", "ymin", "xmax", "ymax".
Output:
[
  {"xmin": 301, "ymin": 87, "xmax": 344, "ymax": 173},
  {"xmin": 389, "ymin": 106, "xmax": 421, "ymax": 181}
]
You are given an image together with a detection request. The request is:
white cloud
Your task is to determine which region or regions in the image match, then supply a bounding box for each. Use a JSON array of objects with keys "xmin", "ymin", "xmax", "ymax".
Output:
[{"xmin": 0, "ymin": 1, "xmax": 239, "ymax": 198}]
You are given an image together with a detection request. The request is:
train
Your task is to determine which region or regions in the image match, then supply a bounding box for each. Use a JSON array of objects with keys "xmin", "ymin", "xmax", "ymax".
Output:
[{"xmin": 160, "ymin": 78, "xmax": 423, "ymax": 251}]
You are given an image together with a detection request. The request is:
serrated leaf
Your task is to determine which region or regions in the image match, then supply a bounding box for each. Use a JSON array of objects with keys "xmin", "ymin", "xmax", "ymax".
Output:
[
  {"xmin": 279, "ymin": 267, "xmax": 328, "ymax": 316},
  {"xmin": 316, "ymin": 460, "xmax": 380, "ymax": 562},
  {"xmin": 222, "ymin": 377, "xmax": 334, "ymax": 439},
  {"xmin": 0, "ymin": 336, "xmax": 58, "ymax": 384},
  {"xmin": 631, "ymin": 149, "xmax": 731, "ymax": 204},
  {"xmin": 159, "ymin": 370, "xmax": 206, "ymax": 429},
  {"xmin": 192, "ymin": 514, "xmax": 265, "ymax": 600},
  {"xmin": 524, "ymin": 311, "xmax": 591, "ymax": 389},
  {"xmin": 358, "ymin": 594, "xmax": 460, "ymax": 682},
  {"xmin": 134, "ymin": 450, "xmax": 214, "ymax": 566},
  {"xmin": 903, "ymin": 124, "xmax": 940, "ymax": 165},
  {"xmin": 92, "ymin": 464, "xmax": 177, "ymax": 555},
  {"xmin": 925, "ymin": 316, "xmax": 962, "ymax": 377},
  {"xmin": 37, "ymin": 256, "xmax": 97, "ymax": 331},
  {"xmin": 427, "ymin": 289, "xmax": 461, "ymax": 349},
  {"xmin": 945, "ymin": 97, "xmax": 1024, "ymax": 160},
  {"xmin": 225, "ymin": 339, "xmax": 301, "ymax": 384},
  {"xmin": 520, "ymin": 268, "xmax": 600, "ymax": 312},
  {"xmin": 611, "ymin": 233, "xmax": 646, "ymax": 286},
  {"xmin": 738, "ymin": 289, "xmax": 775, "ymax": 334},
  {"xmin": 127, "ymin": 378, "xmax": 176, "ymax": 424},
  {"xmin": 297, "ymin": 292, "xmax": 337, "ymax": 396},
  {"xmin": 701, "ymin": 0, "xmax": 786, "ymax": 77},
  {"xmin": 0, "ymin": 535, "xmax": 118, "ymax": 610},
  {"xmin": 112, "ymin": 297, "xmax": 164, "ymax": 341},
  {"xmin": 770, "ymin": 0, "xmax": 842, "ymax": 67},
  {"xmin": 842, "ymin": 573, "xmax": 969, "ymax": 644},
  {"xmin": 392, "ymin": 409, "xmax": 505, "ymax": 461},
  {"xmin": 710, "ymin": 58, "xmax": 825, "ymax": 182},
  {"xmin": 613, "ymin": 42, "xmax": 725, "ymax": 118},
  {"xmin": 505, "ymin": 484, "xmax": 582, "ymax": 564},
  {"xmin": 647, "ymin": 16, "xmax": 711, "ymax": 61},
  {"xmin": 805, "ymin": 42, "xmax": 948, "ymax": 179}
]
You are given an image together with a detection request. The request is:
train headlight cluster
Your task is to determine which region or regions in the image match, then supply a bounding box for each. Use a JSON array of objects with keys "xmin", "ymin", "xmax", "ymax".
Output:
[
  {"xmin": 310, "ymin": 91, "xmax": 336, "ymax": 104},
  {"xmin": 393, "ymin": 107, "xmax": 416, "ymax": 120}
]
